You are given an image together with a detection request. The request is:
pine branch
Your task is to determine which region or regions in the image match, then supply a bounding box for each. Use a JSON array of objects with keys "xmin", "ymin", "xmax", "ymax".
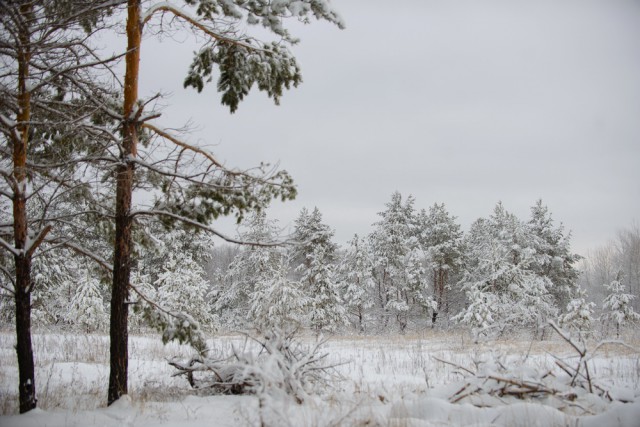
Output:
[
  {"xmin": 141, "ymin": 2, "xmax": 263, "ymax": 52},
  {"xmin": 130, "ymin": 209, "xmax": 291, "ymax": 247}
]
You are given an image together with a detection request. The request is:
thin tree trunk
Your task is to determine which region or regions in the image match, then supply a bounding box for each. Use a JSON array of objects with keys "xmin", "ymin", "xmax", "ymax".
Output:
[
  {"xmin": 108, "ymin": 0, "xmax": 141, "ymax": 405},
  {"xmin": 14, "ymin": 258, "xmax": 36, "ymax": 413},
  {"xmin": 13, "ymin": 3, "xmax": 37, "ymax": 413}
]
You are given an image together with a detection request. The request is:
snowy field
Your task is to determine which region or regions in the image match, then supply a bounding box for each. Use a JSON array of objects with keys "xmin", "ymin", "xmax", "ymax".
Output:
[{"xmin": 1, "ymin": 329, "xmax": 639, "ymax": 426}]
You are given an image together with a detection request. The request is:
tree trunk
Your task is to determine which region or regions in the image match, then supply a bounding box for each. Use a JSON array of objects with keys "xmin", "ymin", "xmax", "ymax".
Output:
[
  {"xmin": 14, "ymin": 257, "xmax": 36, "ymax": 413},
  {"xmin": 108, "ymin": 0, "xmax": 141, "ymax": 406},
  {"xmin": 13, "ymin": 3, "xmax": 37, "ymax": 413}
]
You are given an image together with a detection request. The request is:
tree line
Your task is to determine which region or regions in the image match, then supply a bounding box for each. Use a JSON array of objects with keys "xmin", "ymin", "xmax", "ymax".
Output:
[
  {"xmin": 6, "ymin": 193, "xmax": 637, "ymax": 346},
  {"xmin": 209, "ymin": 194, "xmax": 638, "ymax": 340}
]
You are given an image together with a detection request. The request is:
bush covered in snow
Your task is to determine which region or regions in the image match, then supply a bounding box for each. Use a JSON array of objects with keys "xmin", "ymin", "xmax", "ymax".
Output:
[{"xmin": 169, "ymin": 328, "xmax": 335, "ymax": 404}]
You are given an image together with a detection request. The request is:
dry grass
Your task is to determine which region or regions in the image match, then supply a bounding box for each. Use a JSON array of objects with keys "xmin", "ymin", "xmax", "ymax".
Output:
[{"xmin": 1, "ymin": 327, "xmax": 638, "ymax": 419}]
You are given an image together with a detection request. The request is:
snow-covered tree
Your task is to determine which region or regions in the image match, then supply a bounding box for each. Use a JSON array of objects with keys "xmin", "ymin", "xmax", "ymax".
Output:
[
  {"xmin": 154, "ymin": 249, "xmax": 215, "ymax": 329},
  {"xmin": 291, "ymin": 207, "xmax": 347, "ymax": 332},
  {"xmin": 416, "ymin": 203, "xmax": 464, "ymax": 326},
  {"xmin": 0, "ymin": 0, "xmax": 118, "ymax": 412},
  {"xmin": 248, "ymin": 256, "xmax": 309, "ymax": 332},
  {"xmin": 290, "ymin": 207, "xmax": 338, "ymax": 271},
  {"xmin": 213, "ymin": 212, "xmax": 283, "ymax": 329},
  {"xmin": 67, "ymin": 275, "xmax": 108, "ymax": 333},
  {"xmin": 581, "ymin": 223, "xmax": 640, "ymax": 311},
  {"xmin": 601, "ymin": 279, "xmax": 640, "ymax": 338},
  {"xmin": 369, "ymin": 192, "xmax": 432, "ymax": 332},
  {"xmin": 527, "ymin": 200, "xmax": 581, "ymax": 309},
  {"xmin": 105, "ymin": 0, "xmax": 343, "ymax": 404},
  {"xmin": 558, "ymin": 287, "xmax": 595, "ymax": 337},
  {"xmin": 305, "ymin": 244, "xmax": 348, "ymax": 332},
  {"xmin": 337, "ymin": 234, "xmax": 375, "ymax": 332},
  {"xmin": 454, "ymin": 288, "xmax": 499, "ymax": 342},
  {"xmin": 131, "ymin": 228, "xmax": 216, "ymax": 330},
  {"xmin": 456, "ymin": 203, "xmax": 557, "ymax": 337}
]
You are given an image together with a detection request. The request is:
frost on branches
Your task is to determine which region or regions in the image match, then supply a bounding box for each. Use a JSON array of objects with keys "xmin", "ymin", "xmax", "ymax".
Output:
[
  {"xmin": 67, "ymin": 275, "xmax": 109, "ymax": 333},
  {"xmin": 128, "ymin": 227, "xmax": 216, "ymax": 347},
  {"xmin": 337, "ymin": 234, "xmax": 375, "ymax": 332},
  {"xmin": 601, "ymin": 279, "xmax": 640, "ymax": 338},
  {"xmin": 369, "ymin": 192, "xmax": 433, "ymax": 332},
  {"xmin": 416, "ymin": 203, "xmax": 464, "ymax": 326},
  {"xmin": 169, "ymin": 328, "xmax": 335, "ymax": 410},
  {"xmin": 248, "ymin": 256, "xmax": 309, "ymax": 332},
  {"xmin": 558, "ymin": 287, "xmax": 595, "ymax": 338},
  {"xmin": 291, "ymin": 207, "xmax": 348, "ymax": 332},
  {"xmin": 179, "ymin": 0, "xmax": 345, "ymax": 113},
  {"xmin": 455, "ymin": 203, "xmax": 560, "ymax": 339},
  {"xmin": 213, "ymin": 212, "xmax": 304, "ymax": 330}
]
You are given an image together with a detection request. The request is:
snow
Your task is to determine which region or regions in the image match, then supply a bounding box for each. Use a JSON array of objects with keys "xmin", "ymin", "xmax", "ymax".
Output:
[{"xmin": 1, "ymin": 331, "xmax": 638, "ymax": 426}]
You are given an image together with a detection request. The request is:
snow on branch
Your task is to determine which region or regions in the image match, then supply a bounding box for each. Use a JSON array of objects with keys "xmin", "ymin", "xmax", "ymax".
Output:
[
  {"xmin": 129, "ymin": 283, "xmax": 209, "ymax": 356},
  {"xmin": 46, "ymin": 239, "xmax": 113, "ymax": 273},
  {"xmin": 434, "ymin": 320, "xmax": 639, "ymax": 413},
  {"xmin": 141, "ymin": 2, "xmax": 261, "ymax": 51},
  {"xmin": 169, "ymin": 328, "xmax": 338, "ymax": 404},
  {"xmin": 0, "ymin": 265, "xmax": 16, "ymax": 294},
  {"xmin": 24, "ymin": 225, "xmax": 53, "ymax": 259},
  {"xmin": 141, "ymin": 122, "xmax": 225, "ymax": 169},
  {"xmin": 130, "ymin": 209, "xmax": 291, "ymax": 247},
  {"xmin": 0, "ymin": 236, "xmax": 19, "ymax": 257}
]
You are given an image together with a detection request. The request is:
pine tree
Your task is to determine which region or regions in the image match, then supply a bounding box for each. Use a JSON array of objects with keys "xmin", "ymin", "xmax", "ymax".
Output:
[
  {"xmin": 601, "ymin": 279, "xmax": 640, "ymax": 338},
  {"xmin": 134, "ymin": 228, "xmax": 215, "ymax": 329},
  {"xmin": 337, "ymin": 234, "xmax": 375, "ymax": 332},
  {"xmin": 0, "ymin": 1, "xmax": 118, "ymax": 411},
  {"xmin": 291, "ymin": 207, "xmax": 347, "ymax": 332},
  {"xmin": 213, "ymin": 212, "xmax": 283, "ymax": 329},
  {"xmin": 456, "ymin": 203, "xmax": 558, "ymax": 337},
  {"xmin": 558, "ymin": 287, "xmax": 595, "ymax": 337},
  {"xmin": 67, "ymin": 275, "xmax": 108, "ymax": 333},
  {"xmin": 527, "ymin": 200, "xmax": 581, "ymax": 309},
  {"xmin": 417, "ymin": 203, "xmax": 464, "ymax": 326},
  {"xmin": 106, "ymin": 0, "xmax": 342, "ymax": 404},
  {"xmin": 248, "ymin": 256, "xmax": 309, "ymax": 332},
  {"xmin": 154, "ymin": 250, "xmax": 214, "ymax": 329},
  {"xmin": 369, "ymin": 192, "xmax": 431, "ymax": 332}
]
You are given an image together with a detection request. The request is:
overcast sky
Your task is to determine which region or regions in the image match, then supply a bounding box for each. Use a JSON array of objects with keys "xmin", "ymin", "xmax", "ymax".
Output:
[{"xmin": 130, "ymin": 0, "xmax": 640, "ymax": 255}]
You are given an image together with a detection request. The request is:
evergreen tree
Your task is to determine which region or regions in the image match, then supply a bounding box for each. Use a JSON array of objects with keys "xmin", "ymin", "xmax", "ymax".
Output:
[
  {"xmin": 601, "ymin": 279, "xmax": 640, "ymax": 338},
  {"xmin": 417, "ymin": 203, "xmax": 464, "ymax": 326},
  {"xmin": 106, "ymin": 0, "xmax": 342, "ymax": 404},
  {"xmin": 527, "ymin": 200, "xmax": 581, "ymax": 308},
  {"xmin": 456, "ymin": 203, "xmax": 557, "ymax": 337},
  {"xmin": 67, "ymin": 274, "xmax": 108, "ymax": 333},
  {"xmin": 213, "ymin": 212, "xmax": 283, "ymax": 329},
  {"xmin": 0, "ymin": 0, "xmax": 118, "ymax": 411},
  {"xmin": 133, "ymin": 228, "xmax": 215, "ymax": 329},
  {"xmin": 291, "ymin": 207, "xmax": 338, "ymax": 272},
  {"xmin": 291, "ymin": 207, "xmax": 347, "ymax": 332},
  {"xmin": 248, "ymin": 256, "xmax": 309, "ymax": 332},
  {"xmin": 369, "ymin": 192, "xmax": 432, "ymax": 332},
  {"xmin": 154, "ymin": 249, "xmax": 214, "ymax": 329},
  {"xmin": 558, "ymin": 287, "xmax": 595, "ymax": 337},
  {"xmin": 337, "ymin": 234, "xmax": 375, "ymax": 332}
]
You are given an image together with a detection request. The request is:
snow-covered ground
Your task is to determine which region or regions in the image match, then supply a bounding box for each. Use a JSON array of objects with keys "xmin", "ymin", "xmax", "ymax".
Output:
[{"xmin": 1, "ymin": 330, "xmax": 639, "ymax": 426}]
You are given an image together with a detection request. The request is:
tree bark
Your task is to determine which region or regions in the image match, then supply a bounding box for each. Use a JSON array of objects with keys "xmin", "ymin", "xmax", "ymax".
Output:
[
  {"xmin": 108, "ymin": 0, "xmax": 141, "ymax": 406},
  {"xmin": 14, "ymin": 257, "xmax": 36, "ymax": 413},
  {"xmin": 12, "ymin": 3, "xmax": 37, "ymax": 413}
]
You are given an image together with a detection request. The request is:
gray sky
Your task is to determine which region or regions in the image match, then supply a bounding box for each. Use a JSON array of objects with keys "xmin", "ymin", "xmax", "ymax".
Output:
[{"xmin": 133, "ymin": 0, "xmax": 640, "ymax": 255}]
